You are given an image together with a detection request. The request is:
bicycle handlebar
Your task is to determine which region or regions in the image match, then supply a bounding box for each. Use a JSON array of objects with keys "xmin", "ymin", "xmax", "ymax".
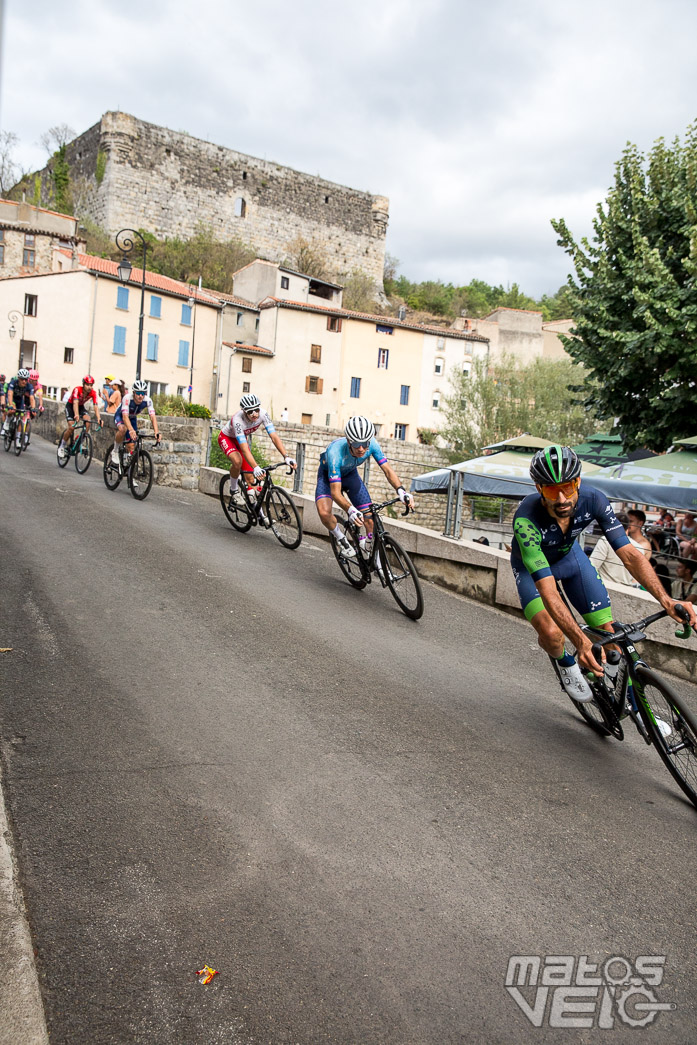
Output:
[
  {"xmin": 588, "ymin": 604, "xmax": 693, "ymax": 664},
  {"xmin": 366, "ymin": 496, "xmax": 415, "ymax": 518}
]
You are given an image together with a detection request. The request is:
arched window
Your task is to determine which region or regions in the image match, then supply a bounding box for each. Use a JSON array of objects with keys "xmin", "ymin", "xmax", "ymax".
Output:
[
  {"xmin": 434, "ymin": 356, "xmax": 444, "ymax": 376},
  {"xmin": 234, "ymin": 197, "xmax": 247, "ymax": 218},
  {"xmin": 432, "ymin": 390, "xmax": 441, "ymax": 410}
]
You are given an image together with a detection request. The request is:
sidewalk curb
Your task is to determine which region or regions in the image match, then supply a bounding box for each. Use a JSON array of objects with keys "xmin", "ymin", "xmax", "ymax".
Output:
[{"xmin": 0, "ymin": 761, "xmax": 49, "ymax": 1045}]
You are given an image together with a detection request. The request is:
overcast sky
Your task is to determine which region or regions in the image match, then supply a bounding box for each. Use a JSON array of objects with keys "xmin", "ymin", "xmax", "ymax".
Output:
[{"xmin": 2, "ymin": 0, "xmax": 696, "ymax": 297}]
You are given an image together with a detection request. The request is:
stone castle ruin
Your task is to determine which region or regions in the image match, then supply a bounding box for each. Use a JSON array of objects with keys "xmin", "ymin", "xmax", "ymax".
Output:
[{"xmin": 37, "ymin": 111, "xmax": 389, "ymax": 286}]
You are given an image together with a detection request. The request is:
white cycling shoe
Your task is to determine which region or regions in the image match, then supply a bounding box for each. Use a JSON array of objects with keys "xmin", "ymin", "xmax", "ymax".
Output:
[
  {"xmin": 336, "ymin": 534, "xmax": 356, "ymax": 559},
  {"xmin": 559, "ymin": 661, "xmax": 594, "ymax": 702}
]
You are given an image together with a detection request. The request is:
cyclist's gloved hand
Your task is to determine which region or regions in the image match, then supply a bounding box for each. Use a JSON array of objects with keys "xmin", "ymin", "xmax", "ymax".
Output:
[
  {"xmin": 284, "ymin": 456, "xmax": 297, "ymax": 469},
  {"xmin": 397, "ymin": 486, "xmax": 413, "ymax": 507},
  {"xmin": 347, "ymin": 505, "xmax": 364, "ymax": 526},
  {"xmin": 155, "ymin": 433, "xmax": 162, "ymax": 444},
  {"xmin": 253, "ymin": 465, "xmax": 265, "ymax": 481}
]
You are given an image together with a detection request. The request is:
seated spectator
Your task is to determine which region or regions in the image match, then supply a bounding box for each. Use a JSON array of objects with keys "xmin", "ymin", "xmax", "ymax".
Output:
[
  {"xmin": 590, "ymin": 512, "xmax": 639, "ymax": 588},
  {"xmin": 648, "ymin": 511, "xmax": 676, "ymax": 553},
  {"xmin": 651, "ymin": 556, "xmax": 673, "ymax": 596},
  {"xmin": 671, "ymin": 558, "xmax": 697, "ymax": 604},
  {"xmin": 676, "ymin": 512, "xmax": 697, "ymax": 558},
  {"xmin": 626, "ymin": 509, "xmax": 653, "ymax": 559}
]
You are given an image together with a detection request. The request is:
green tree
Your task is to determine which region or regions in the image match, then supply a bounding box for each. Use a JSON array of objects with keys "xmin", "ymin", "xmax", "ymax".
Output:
[
  {"xmin": 339, "ymin": 268, "xmax": 377, "ymax": 311},
  {"xmin": 552, "ymin": 123, "xmax": 697, "ymax": 451},
  {"xmin": 441, "ymin": 354, "xmax": 599, "ymax": 459}
]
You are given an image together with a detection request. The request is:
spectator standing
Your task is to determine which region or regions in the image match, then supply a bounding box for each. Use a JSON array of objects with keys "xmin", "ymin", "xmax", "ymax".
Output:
[{"xmin": 106, "ymin": 380, "xmax": 124, "ymax": 414}]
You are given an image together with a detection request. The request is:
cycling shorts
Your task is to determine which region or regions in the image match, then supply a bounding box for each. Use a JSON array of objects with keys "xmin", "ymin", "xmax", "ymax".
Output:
[
  {"xmin": 218, "ymin": 431, "xmax": 253, "ymax": 472},
  {"xmin": 114, "ymin": 408, "xmax": 138, "ymax": 432},
  {"xmin": 511, "ymin": 540, "xmax": 613, "ymax": 627},
  {"xmin": 65, "ymin": 404, "xmax": 89, "ymax": 422},
  {"xmin": 314, "ymin": 464, "xmax": 371, "ymax": 510}
]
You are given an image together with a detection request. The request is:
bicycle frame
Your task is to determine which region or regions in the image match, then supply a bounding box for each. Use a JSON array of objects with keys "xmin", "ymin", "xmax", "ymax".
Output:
[
  {"xmin": 236, "ymin": 463, "xmax": 293, "ymax": 525},
  {"xmin": 345, "ymin": 497, "xmax": 411, "ymax": 585}
]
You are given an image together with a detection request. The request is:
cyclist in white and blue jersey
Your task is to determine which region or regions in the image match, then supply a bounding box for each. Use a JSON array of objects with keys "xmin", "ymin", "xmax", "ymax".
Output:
[
  {"xmin": 511, "ymin": 444, "xmax": 695, "ymax": 701},
  {"xmin": 315, "ymin": 415, "xmax": 415, "ymax": 558}
]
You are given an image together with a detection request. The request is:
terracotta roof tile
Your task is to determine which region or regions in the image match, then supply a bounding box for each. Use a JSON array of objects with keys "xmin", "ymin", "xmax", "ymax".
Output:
[
  {"xmin": 78, "ymin": 254, "xmax": 220, "ymax": 304},
  {"xmin": 222, "ymin": 341, "xmax": 273, "ymax": 356}
]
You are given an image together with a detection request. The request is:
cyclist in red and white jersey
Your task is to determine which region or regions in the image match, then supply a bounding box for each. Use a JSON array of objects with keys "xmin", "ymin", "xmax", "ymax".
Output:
[
  {"xmin": 218, "ymin": 392, "xmax": 296, "ymax": 501},
  {"xmin": 58, "ymin": 375, "xmax": 102, "ymax": 460}
]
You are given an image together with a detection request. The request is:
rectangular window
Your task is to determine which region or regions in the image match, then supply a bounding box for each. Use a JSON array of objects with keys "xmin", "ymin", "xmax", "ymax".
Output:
[
  {"xmin": 325, "ymin": 413, "xmax": 331, "ymax": 426},
  {"xmin": 394, "ymin": 423, "xmax": 407, "ymax": 441},
  {"xmin": 377, "ymin": 348, "xmax": 389, "ymax": 369},
  {"xmin": 146, "ymin": 333, "xmax": 159, "ymax": 361},
  {"xmin": 400, "ymin": 384, "xmax": 410, "ymax": 406},
  {"xmin": 255, "ymin": 317, "xmax": 259, "ymax": 331},
  {"xmin": 23, "ymin": 249, "xmax": 35, "ymax": 267},
  {"xmin": 310, "ymin": 343, "xmax": 322, "ymax": 363},
  {"xmin": 281, "ymin": 276, "xmax": 290, "ymax": 290},
  {"xmin": 149, "ymin": 381, "xmax": 167, "ymax": 397},
  {"xmin": 242, "ymin": 381, "xmax": 250, "ymax": 393},
  {"xmin": 327, "ymin": 316, "xmax": 342, "ymax": 332},
  {"xmin": 432, "ymin": 391, "xmax": 441, "ymax": 409},
  {"xmin": 113, "ymin": 326, "xmax": 126, "ymax": 355},
  {"xmin": 18, "ymin": 341, "xmax": 37, "ymax": 368},
  {"xmin": 305, "ymin": 375, "xmax": 323, "ymax": 394},
  {"xmin": 236, "ymin": 312, "xmax": 244, "ymax": 326},
  {"xmin": 24, "ymin": 294, "xmax": 38, "ymax": 316},
  {"xmin": 24, "ymin": 233, "xmax": 35, "ymax": 247},
  {"xmin": 350, "ymin": 376, "xmax": 361, "ymax": 398},
  {"xmin": 150, "ymin": 295, "xmax": 162, "ymax": 318},
  {"xmin": 376, "ymin": 323, "xmax": 394, "ymax": 335},
  {"xmin": 241, "ymin": 357, "xmax": 252, "ymax": 373},
  {"xmin": 117, "ymin": 286, "xmax": 129, "ymax": 310},
  {"xmin": 301, "ymin": 413, "xmax": 312, "ymax": 425},
  {"xmin": 434, "ymin": 357, "xmax": 444, "ymax": 375},
  {"xmin": 178, "ymin": 340, "xmax": 190, "ymax": 367},
  {"xmin": 46, "ymin": 385, "xmax": 60, "ymax": 400},
  {"xmin": 177, "ymin": 385, "xmax": 187, "ymax": 396},
  {"xmin": 64, "ymin": 346, "xmax": 74, "ymax": 364},
  {"xmin": 181, "ymin": 303, "xmax": 192, "ymax": 325},
  {"xmin": 0, "ymin": 245, "xmax": 4, "ymax": 265}
]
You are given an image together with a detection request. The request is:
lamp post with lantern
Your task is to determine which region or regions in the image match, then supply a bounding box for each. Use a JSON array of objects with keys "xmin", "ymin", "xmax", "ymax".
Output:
[
  {"xmin": 115, "ymin": 229, "xmax": 148, "ymax": 381},
  {"xmin": 8, "ymin": 310, "xmax": 24, "ymax": 368}
]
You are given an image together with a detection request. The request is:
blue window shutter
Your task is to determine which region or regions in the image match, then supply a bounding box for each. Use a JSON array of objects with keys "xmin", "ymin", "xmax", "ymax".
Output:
[
  {"xmin": 181, "ymin": 303, "xmax": 192, "ymax": 325},
  {"xmin": 113, "ymin": 325, "xmax": 126, "ymax": 354},
  {"xmin": 150, "ymin": 295, "xmax": 162, "ymax": 318},
  {"xmin": 178, "ymin": 340, "xmax": 189, "ymax": 367},
  {"xmin": 147, "ymin": 332, "xmax": 159, "ymax": 361},
  {"xmin": 400, "ymin": 384, "xmax": 409, "ymax": 406},
  {"xmin": 350, "ymin": 376, "xmax": 361, "ymax": 398},
  {"xmin": 117, "ymin": 287, "xmax": 129, "ymax": 310}
]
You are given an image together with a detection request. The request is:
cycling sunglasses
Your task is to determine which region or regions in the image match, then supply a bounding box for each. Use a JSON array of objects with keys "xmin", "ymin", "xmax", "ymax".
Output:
[
  {"xmin": 348, "ymin": 440, "xmax": 369, "ymax": 450},
  {"xmin": 539, "ymin": 477, "xmax": 580, "ymax": 499}
]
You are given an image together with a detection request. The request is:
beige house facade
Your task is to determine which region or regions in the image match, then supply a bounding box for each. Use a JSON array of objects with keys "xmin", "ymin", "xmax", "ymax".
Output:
[
  {"xmin": 0, "ymin": 199, "xmax": 86, "ymax": 279},
  {"xmin": 0, "ymin": 255, "xmax": 220, "ymax": 404},
  {"xmin": 452, "ymin": 306, "xmax": 573, "ymax": 364}
]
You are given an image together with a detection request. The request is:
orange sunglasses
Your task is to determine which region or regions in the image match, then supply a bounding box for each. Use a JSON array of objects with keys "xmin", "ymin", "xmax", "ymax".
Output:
[{"xmin": 539, "ymin": 477, "xmax": 580, "ymax": 499}]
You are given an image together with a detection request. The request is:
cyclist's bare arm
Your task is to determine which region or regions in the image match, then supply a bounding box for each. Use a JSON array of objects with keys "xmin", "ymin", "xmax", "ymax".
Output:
[{"xmin": 379, "ymin": 461, "xmax": 416, "ymax": 508}]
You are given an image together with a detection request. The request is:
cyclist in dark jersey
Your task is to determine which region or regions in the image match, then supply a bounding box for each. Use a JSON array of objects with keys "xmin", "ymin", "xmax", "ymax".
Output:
[{"xmin": 511, "ymin": 445, "xmax": 695, "ymax": 701}]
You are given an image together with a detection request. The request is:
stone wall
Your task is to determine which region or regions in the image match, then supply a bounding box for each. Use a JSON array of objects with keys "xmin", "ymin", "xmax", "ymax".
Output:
[{"xmin": 43, "ymin": 112, "xmax": 388, "ymax": 287}]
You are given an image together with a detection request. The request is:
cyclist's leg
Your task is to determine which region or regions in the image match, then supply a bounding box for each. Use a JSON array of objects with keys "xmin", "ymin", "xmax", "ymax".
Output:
[
  {"xmin": 559, "ymin": 543, "xmax": 615, "ymax": 637},
  {"xmin": 511, "ymin": 557, "xmax": 564, "ymax": 656},
  {"xmin": 315, "ymin": 465, "xmax": 338, "ymax": 532},
  {"xmin": 218, "ymin": 433, "xmax": 245, "ymax": 489},
  {"xmin": 59, "ymin": 406, "xmax": 76, "ymax": 453}
]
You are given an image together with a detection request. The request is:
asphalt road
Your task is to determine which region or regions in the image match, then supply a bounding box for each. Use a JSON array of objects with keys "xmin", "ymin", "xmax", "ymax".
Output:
[{"xmin": 1, "ymin": 437, "xmax": 697, "ymax": 1045}]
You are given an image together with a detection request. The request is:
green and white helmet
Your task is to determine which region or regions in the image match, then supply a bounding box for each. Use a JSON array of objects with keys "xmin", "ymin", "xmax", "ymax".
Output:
[{"xmin": 530, "ymin": 444, "xmax": 581, "ymax": 485}]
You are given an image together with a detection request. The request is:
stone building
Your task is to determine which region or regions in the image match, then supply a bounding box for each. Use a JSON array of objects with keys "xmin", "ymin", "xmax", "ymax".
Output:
[
  {"xmin": 0, "ymin": 199, "xmax": 85, "ymax": 279},
  {"xmin": 32, "ymin": 111, "xmax": 389, "ymax": 289}
]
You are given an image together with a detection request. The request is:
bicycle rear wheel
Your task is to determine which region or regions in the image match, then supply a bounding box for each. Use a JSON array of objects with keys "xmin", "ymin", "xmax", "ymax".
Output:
[
  {"xmin": 75, "ymin": 431, "xmax": 93, "ymax": 473},
  {"xmin": 129, "ymin": 448, "xmax": 154, "ymax": 500},
  {"xmin": 266, "ymin": 486, "xmax": 302, "ymax": 549},
  {"xmin": 634, "ymin": 664, "xmax": 697, "ymax": 809},
  {"xmin": 3, "ymin": 426, "xmax": 12, "ymax": 452},
  {"xmin": 14, "ymin": 422, "xmax": 23, "ymax": 455},
  {"xmin": 22, "ymin": 419, "xmax": 31, "ymax": 450},
  {"xmin": 331, "ymin": 522, "xmax": 367, "ymax": 589},
  {"xmin": 219, "ymin": 475, "xmax": 253, "ymax": 532},
  {"xmin": 378, "ymin": 534, "xmax": 424, "ymax": 619},
  {"xmin": 103, "ymin": 443, "xmax": 122, "ymax": 489}
]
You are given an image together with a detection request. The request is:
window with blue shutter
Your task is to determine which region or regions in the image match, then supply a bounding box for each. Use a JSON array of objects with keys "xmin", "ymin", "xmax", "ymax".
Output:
[
  {"xmin": 113, "ymin": 325, "xmax": 126, "ymax": 355},
  {"xmin": 350, "ymin": 376, "xmax": 361, "ymax": 398},
  {"xmin": 400, "ymin": 385, "xmax": 410, "ymax": 405},
  {"xmin": 116, "ymin": 287, "xmax": 129, "ymax": 310},
  {"xmin": 181, "ymin": 303, "xmax": 192, "ymax": 326},
  {"xmin": 150, "ymin": 295, "xmax": 162, "ymax": 318},
  {"xmin": 178, "ymin": 340, "xmax": 189, "ymax": 367},
  {"xmin": 146, "ymin": 333, "xmax": 159, "ymax": 361}
]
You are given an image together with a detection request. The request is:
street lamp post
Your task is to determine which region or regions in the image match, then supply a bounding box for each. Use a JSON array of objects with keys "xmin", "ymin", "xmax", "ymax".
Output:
[
  {"xmin": 8, "ymin": 310, "xmax": 24, "ymax": 367},
  {"xmin": 115, "ymin": 229, "xmax": 148, "ymax": 381}
]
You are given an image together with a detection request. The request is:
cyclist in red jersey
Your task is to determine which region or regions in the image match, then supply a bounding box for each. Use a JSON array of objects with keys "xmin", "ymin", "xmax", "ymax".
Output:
[{"xmin": 58, "ymin": 375, "xmax": 102, "ymax": 460}]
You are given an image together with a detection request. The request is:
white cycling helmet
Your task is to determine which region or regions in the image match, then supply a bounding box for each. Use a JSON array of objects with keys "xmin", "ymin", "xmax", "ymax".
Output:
[
  {"xmin": 132, "ymin": 379, "xmax": 148, "ymax": 393},
  {"xmin": 17, "ymin": 368, "xmax": 30, "ymax": 380},
  {"xmin": 240, "ymin": 392, "xmax": 261, "ymax": 412},
  {"xmin": 345, "ymin": 415, "xmax": 375, "ymax": 446}
]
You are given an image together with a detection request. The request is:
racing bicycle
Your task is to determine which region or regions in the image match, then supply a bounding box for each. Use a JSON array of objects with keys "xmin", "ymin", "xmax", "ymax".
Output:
[
  {"xmin": 551, "ymin": 604, "xmax": 697, "ymax": 810},
  {"xmin": 57, "ymin": 419, "xmax": 101, "ymax": 473},
  {"xmin": 3, "ymin": 409, "xmax": 33, "ymax": 455},
  {"xmin": 219, "ymin": 463, "xmax": 302, "ymax": 549},
  {"xmin": 103, "ymin": 433, "xmax": 158, "ymax": 500},
  {"xmin": 331, "ymin": 497, "xmax": 424, "ymax": 620}
]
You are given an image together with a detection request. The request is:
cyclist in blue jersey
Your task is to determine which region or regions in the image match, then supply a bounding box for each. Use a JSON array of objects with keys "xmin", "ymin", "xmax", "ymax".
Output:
[
  {"xmin": 315, "ymin": 415, "xmax": 415, "ymax": 559},
  {"xmin": 2, "ymin": 369, "xmax": 36, "ymax": 439},
  {"xmin": 511, "ymin": 444, "xmax": 696, "ymax": 701},
  {"xmin": 110, "ymin": 379, "xmax": 161, "ymax": 469}
]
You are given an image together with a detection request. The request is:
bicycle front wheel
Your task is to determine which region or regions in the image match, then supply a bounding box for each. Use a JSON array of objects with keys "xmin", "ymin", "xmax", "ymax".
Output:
[
  {"xmin": 3, "ymin": 426, "xmax": 12, "ymax": 452},
  {"xmin": 331, "ymin": 522, "xmax": 367, "ymax": 589},
  {"xmin": 14, "ymin": 421, "xmax": 23, "ymax": 455},
  {"xmin": 75, "ymin": 431, "xmax": 93, "ymax": 474},
  {"xmin": 22, "ymin": 419, "xmax": 31, "ymax": 451},
  {"xmin": 266, "ymin": 486, "xmax": 302, "ymax": 549},
  {"xmin": 635, "ymin": 663, "xmax": 697, "ymax": 809},
  {"xmin": 103, "ymin": 443, "xmax": 122, "ymax": 489},
  {"xmin": 129, "ymin": 449, "xmax": 154, "ymax": 500},
  {"xmin": 219, "ymin": 475, "xmax": 253, "ymax": 532},
  {"xmin": 378, "ymin": 535, "xmax": 424, "ymax": 619}
]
